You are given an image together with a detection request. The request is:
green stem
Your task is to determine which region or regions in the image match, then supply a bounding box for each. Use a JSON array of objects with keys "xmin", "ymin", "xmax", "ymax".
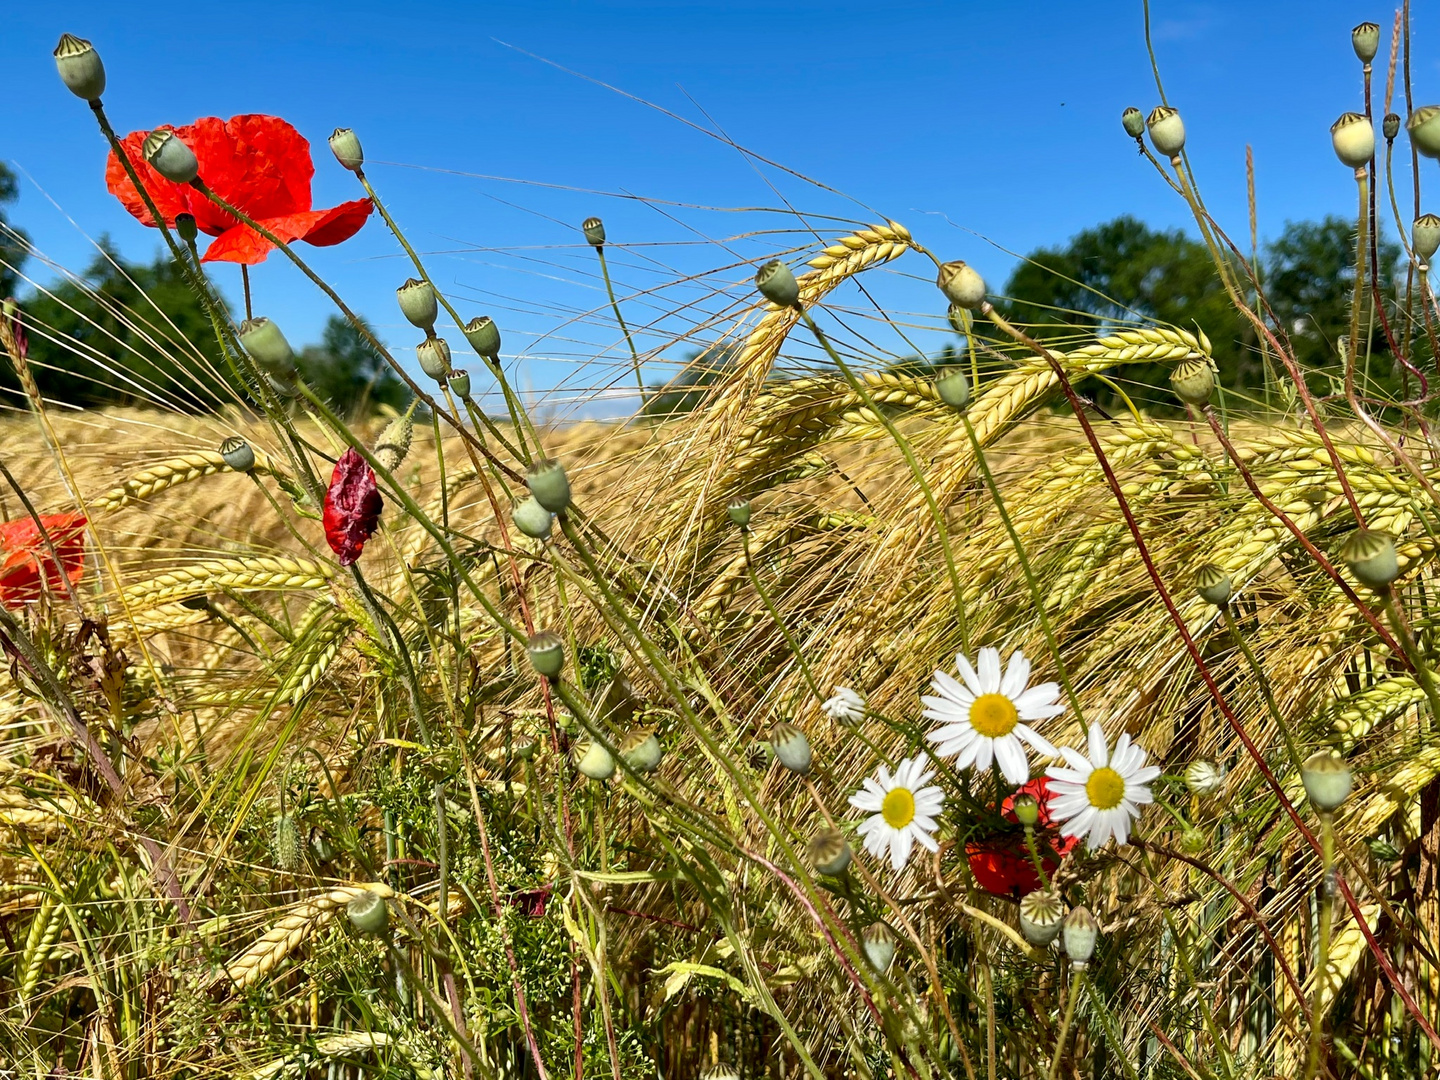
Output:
[
  {"xmin": 1221, "ymin": 606, "xmax": 1303, "ymax": 772},
  {"xmin": 741, "ymin": 527, "xmax": 823, "ymax": 704},
  {"xmin": 1303, "ymin": 812, "xmax": 1336, "ymax": 1080},
  {"xmin": 1045, "ymin": 968, "xmax": 1084, "ymax": 1080},
  {"xmin": 595, "ymin": 245, "xmax": 646, "ymax": 398},
  {"xmin": 1381, "ymin": 591, "xmax": 1440, "ymax": 725}
]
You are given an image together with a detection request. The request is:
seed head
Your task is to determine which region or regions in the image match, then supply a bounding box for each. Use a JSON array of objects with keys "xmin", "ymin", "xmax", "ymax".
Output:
[
  {"xmin": 947, "ymin": 303, "xmax": 970, "ymax": 335},
  {"xmin": 448, "ymin": 369, "xmax": 471, "ymax": 398},
  {"xmin": 1147, "ymin": 105, "xmax": 1186, "ymax": 157},
  {"xmin": 862, "ymin": 920, "xmax": 898, "ymax": 971},
  {"xmin": 808, "ymin": 829, "xmax": 852, "ymax": 876},
  {"xmin": 1352, "ymin": 21, "xmax": 1381, "ymax": 63},
  {"xmin": 576, "ymin": 739, "xmax": 616, "ymax": 781},
  {"xmin": 526, "ymin": 458, "xmax": 572, "ymax": 514},
  {"xmin": 936, "ymin": 261, "xmax": 986, "ymax": 310},
  {"xmin": 1340, "ymin": 528, "xmax": 1399, "ymax": 591},
  {"xmin": 512, "ymin": 496, "xmax": 554, "ymax": 540},
  {"xmin": 416, "ymin": 337, "xmax": 452, "ymax": 381},
  {"xmin": 755, "ymin": 260, "xmax": 800, "ymax": 308},
  {"xmin": 1407, "ymin": 106, "xmax": 1440, "ymax": 159},
  {"xmin": 347, "ymin": 892, "xmax": 389, "ymax": 935},
  {"xmin": 53, "ymin": 34, "xmax": 106, "ymax": 101},
  {"xmin": 582, "ymin": 216, "xmax": 606, "ymax": 247},
  {"xmin": 219, "ymin": 436, "xmax": 255, "ymax": 473},
  {"xmin": 935, "ymin": 367, "xmax": 971, "ymax": 411},
  {"xmin": 1413, "ymin": 214, "xmax": 1440, "ymax": 264},
  {"xmin": 142, "ymin": 129, "xmax": 199, "ymax": 184},
  {"xmin": 239, "ymin": 317, "xmax": 296, "ymax": 376},
  {"xmin": 1011, "ymin": 792, "xmax": 1040, "ymax": 827},
  {"xmin": 727, "ymin": 499, "xmax": 752, "ymax": 529},
  {"xmin": 1331, "ymin": 112, "xmax": 1375, "ymax": 168},
  {"xmin": 1193, "ymin": 562, "xmax": 1232, "ymax": 606},
  {"xmin": 176, "ymin": 213, "xmax": 198, "ymax": 244},
  {"xmin": 1062, "ymin": 905, "xmax": 1098, "ymax": 968},
  {"xmin": 463, "ymin": 316, "xmax": 501, "ymax": 359},
  {"xmin": 526, "ymin": 631, "xmax": 565, "ymax": 680},
  {"xmin": 1384, "ymin": 113, "xmax": 1402, "ymax": 141},
  {"xmin": 1301, "ymin": 751, "xmax": 1353, "ymax": 812},
  {"xmin": 1170, "ymin": 355, "xmax": 1216, "ymax": 406},
  {"xmin": 701, "ymin": 1065, "xmax": 740, "ymax": 1080},
  {"xmin": 620, "ymin": 727, "xmax": 663, "ymax": 773},
  {"xmin": 1121, "ymin": 106, "xmax": 1145, "ymax": 139},
  {"xmin": 769, "ymin": 722, "xmax": 812, "ymax": 775},
  {"xmin": 329, "ymin": 128, "xmax": 364, "ymax": 172},
  {"xmin": 1184, "ymin": 760, "xmax": 1224, "ymax": 796},
  {"xmin": 1018, "ymin": 891, "xmax": 1066, "ymax": 946},
  {"xmin": 396, "ymin": 278, "xmax": 438, "ymax": 332}
]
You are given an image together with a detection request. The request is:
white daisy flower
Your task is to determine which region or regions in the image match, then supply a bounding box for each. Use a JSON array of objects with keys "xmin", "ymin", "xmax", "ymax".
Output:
[
  {"xmin": 923, "ymin": 647, "xmax": 1063, "ymax": 784},
  {"xmin": 1045, "ymin": 721, "xmax": 1161, "ymax": 850},
  {"xmin": 822, "ymin": 686, "xmax": 866, "ymax": 726},
  {"xmin": 849, "ymin": 754, "xmax": 945, "ymax": 871}
]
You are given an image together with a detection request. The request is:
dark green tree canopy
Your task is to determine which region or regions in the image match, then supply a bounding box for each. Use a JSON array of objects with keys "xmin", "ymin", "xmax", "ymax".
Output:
[
  {"xmin": 296, "ymin": 315, "xmax": 409, "ymax": 418},
  {"xmin": 0, "ymin": 162, "xmax": 29, "ymax": 300}
]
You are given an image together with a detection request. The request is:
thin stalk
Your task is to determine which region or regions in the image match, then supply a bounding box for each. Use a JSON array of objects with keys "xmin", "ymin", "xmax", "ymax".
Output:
[
  {"xmin": 1046, "ymin": 968, "xmax": 1084, "ymax": 1080},
  {"xmin": 1220, "ymin": 606, "xmax": 1302, "ymax": 771},
  {"xmin": 740, "ymin": 527, "xmax": 823, "ymax": 703},
  {"xmin": 1303, "ymin": 812, "xmax": 1337, "ymax": 1080},
  {"xmin": 594, "ymin": 244, "xmax": 646, "ymax": 397},
  {"xmin": 1381, "ymin": 590, "xmax": 1440, "ymax": 724}
]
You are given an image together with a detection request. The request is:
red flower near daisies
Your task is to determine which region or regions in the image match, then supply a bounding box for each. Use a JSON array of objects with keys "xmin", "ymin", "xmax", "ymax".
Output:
[
  {"xmin": 323, "ymin": 449, "xmax": 382, "ymax": 567},
  {"xmin": 0, "ymin": 513, "xmax": 87, "ymax": 608},
  {"xmin": 965, "ymin": 777, "xmax": 1078, "ymax": 898},
  {"xmin": 105, "ymin": 114, "xmax": 372, "ymax": 265}
]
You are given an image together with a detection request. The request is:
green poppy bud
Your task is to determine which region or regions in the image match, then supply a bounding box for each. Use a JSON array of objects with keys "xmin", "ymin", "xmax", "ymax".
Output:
[
  {"xmin": 219, "ymin": 436, "xmax": 255, "ymax": 473},
  {"xmin": 329, "ymin": 128, "xmax": 364, "ymax": 172},
  {"xmin": 582, "ymin": 216, "xmax": 606, "ymax": 247},
  {"xmin": 1384, "ymin": 112, "xmax": 1401, "ymax": 141},
  {"xmin": 374, "ymin": 407, "xmax": 414, "ymax": 473},
  {"xmin": 176, "ymin": 213, "xmax": 198, "ymax": 244},
  {"xmin": 1193, "ymin": 562, "xmax": 1232, "ymax": 606},
  {"xmin": 808, "ymin": 828, "xmax": 852, "ymax": 876},
  {"xmin": 1184, "ymin": 760, "xmax": 1224, "ymax": 796},
  {"xmin": 576, "ymin": 739, "xmax": 616, "ymax": 781},
  {"xmin": 862, "ymin": 920, "xmax": 897, "ymax": 971},
  {"xmin": 1062, "ymin": 905, "xmax": 1098, "ymax": 968},
  {"xmin": 416, "ymin": 337, "xmax": 451, "ymax": 381},
  {"xmin": 947, "ymin": 303, "xmax": 970, "ymax": 335},
  {"xmin": 620, "ymin": 727, "xmax": 663, "ymax": 773},
  {"xmin": 1011, "ymin": 793, "xmax": 1040, "ymax": 827},
  {"xmin": 1340, "ymin": 528, "xmax": 1399, "ymax": 590},
  {"xmin": 1301, "ymin": 751, "xmax": 1353, "ymax": 812},
  {"xmin": 526, "ymin": 458, "xmax": 571, "ymax": 513},
  {"xmin": 769, "ymin": 722, "xmax": 812, "ymax": 775},
  {"xmin": 936, "ymin": 261, "xmax": 986, "ymax": 310},
  {"xmin": 1331, "ymin": 112, "xmax": 1375, "ymax": 168},
  {"xmin": 396, "ymin": 278, "xmax": 438, "ymax": 332},
  {"xmin": 526, "ymin": 631, "xmax": 565, "ymax": 680},
  {"xmin": 142, "ymin": 129, "xmax": 198, "ymax": 184},
  {"xmin": 1121, "ymin": 106, "xmax": 1145, "ymax": 139},
  {"xmin": 1414, "ymin": 214, "xmax": 1440, "ymax": 263},
  {"xmin": 1352, "ymin": 21, "xmax": 1381, "ymax": 63},
  {"xmin": 272, "ymin": 812, "xmax": 302, "ymax": 871},
  {"xmin": 935, "ymin": 367, "xmax": 971, "ymax": 411},
  {"xmin": 463, "ymin": 316, "xmax": 501, "ymax": 359},
  {"xmin": 727, "ymin": 498, "xmax": 752, "ymax": 529},
  {"xmin": 1019, "ymin": 891, "xmax": 1065, "ymax": 946},
  {"xmin": 512, "ymin": 496, "xmax": 554, "ymax": 540},
  {"xmin": 755, "ymin": 260, "xmax": 800, "ymax": 308},
  {"xmin": 1407, "ymin": 106, "xmax": 1440, "ymax": 159},
  {"xmin": 347, "ymin": 892, "xmax": 389, "ymax": 935},
  {"xmin": 448, "ymin": 369, "xmax": 471, "ymax": 398},
  {"xmin": 1170, "ymin": 355, "xmax": 1216, "ymax": 406},
  {"xmin": 1147, "ymin": 105, "xmax": 1186, "ymax": 157},
  {"xmin": 239, "ymin": 317, "xmax": 296, "ymax": 376},
  {"xmin": 53, "ymin": 34, "xmax": 105, "ymax": 102}
]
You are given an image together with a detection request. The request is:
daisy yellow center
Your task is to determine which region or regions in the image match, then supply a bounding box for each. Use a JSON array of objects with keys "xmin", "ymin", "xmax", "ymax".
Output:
[
  {"xmin": 1086, "ymin": 766, "xmax": 1126, "ymax": 810},
  {"xmin": 969, "ymin": 693, "xmax": 1018, "ymax": 738},
  {"xmin": 881, "ymin": 787, "xmax": 916, "ymax": 829}
]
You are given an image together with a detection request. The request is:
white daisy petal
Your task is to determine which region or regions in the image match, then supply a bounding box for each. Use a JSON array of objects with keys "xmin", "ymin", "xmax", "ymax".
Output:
[
  {"xmin": 1086, "ymin": 721, "xmax": 1109, "ymax": 766},
  {"xmin": 954, "ymin": 653, "xmax": 984, "ymax": 697},
  {"xmin": 977, "ymin": 647, "xmax": 1002, "ymax": 693},
  {"xmin": 973, "ymin": 739, "xmax": 994, "ymax": 772},
  {"xmin": 1015, "ymin": 724, "xmax": 1059, "ymax": 759},
  {"xmin": 1001, "ymin": 650, "xmax": 1031, "ymax": 699},
  {"xmin": 994, "ymin": 736, "xmax": 1028, "ymax": 784}
]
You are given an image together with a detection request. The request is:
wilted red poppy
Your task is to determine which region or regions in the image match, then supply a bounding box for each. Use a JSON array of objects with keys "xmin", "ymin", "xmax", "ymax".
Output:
[
  {"xmin": 965, "ymin": 778, "xmax": 1078, "ymax": 898},
  {"xmin": 323, "ymin": 448, "xmax": 382, "ymax": 566},
  {"xmin": 0, "ymin": 513, "xmax": 87, "ymax": 608},
  {"xmin": 104, "ymin": 114, "xmax": 372, "ymax": 265}
]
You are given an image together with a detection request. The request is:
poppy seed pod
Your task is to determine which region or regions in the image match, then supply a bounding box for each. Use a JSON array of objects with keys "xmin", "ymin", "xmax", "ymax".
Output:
[
  {"xmin": 512, "ymin": 496, "xmax": 554, "ymax": 540},
  {"xmin": 1340, "ymin": 528, "xmax": 1399, "ymax": 590},
  {"xmin": 1062, "ymin": 905, "xmax": 1099, "ymax": 967},
  {"xmin": 701, "ymin": 1065, "xmax": 740, "ymax": 1080},
  {"xmin": 347, "ymin": 892, "xmax": 389, "ymax": 935},
  {"xmin": 935, "ymin": 368, "xmax": 971, "ymax": 411},
  {"xmin": 526, "ymin": 631, "xmax": 565, "ymax": 680},
  {"xmin": 396, "ymin": 278, "xmax": 438, "ymax": 331},
  {"xmin": 1407, "ymin": 106, "xmax": 1440, "ymax": 159},
  {"xmin": 1331, "ymin": 112, "xmax": 1375, "ymax": 168},
  {"xmin": 770, "ymin": 722, "xmax": 812, "ymax": 775},
  {"xmin": 1170, "ymin": 355, "xmax": 1216, "ymax": 406},
  {"xmin": 862, "ymin": 920, "xmax": 897, "ymax": 971},
  {"xmin": 1019, "ymin": 891, "xmax": 1066, "ymax": 946},
  {"xmin": 755, "ymin": 260, "xmax": 800, "ymax": 308},
  {"xmin": 936, "ymin": 261, "xmax": 987, "ymax": 310},
  {"xmin": 1185, "ymin": 759, "xmax": 1224, "ymax": 796},
  {"xmin": 1147, "ymin": 105, "xmax": 1186, "ymax": 157},
  {"xmin": 1011, "ymin": 793, "xmax": 1040, "ymax": 828},
  {"xmin": 219, "ymin": 436, "xmax": 256, "ymax": 473},
  {"xmin": 1193, "ymin": 562, "xmax": 1232, "ymax": 606},
  {"xmin": 416, "ymin": 337, "xmax": 451, "ymax": 381},
  {"xmin": 53, "ymin": 34, "xmax": 105, "ymax": 102},
  {"xmin": 373, "ymin": 408, "xmax": 414, "ymax": 473},
  {"xmin": 808, "ymin": 829, "xmax": 852, "ymax": 876},
  {"xmin": 526, "ymin": 459, "xmax": 572, "ymax": 514},
  {"xmin": 239, "ymin": 317, "xmax": 296, "ymax": 375},
  {"xmin": 947, "ymin": 302, "xmax": 970, "ymax": 335},
  {"xmin": 448, "ymin": 369, "xmax": 471, "ymax": 398},
  {"xmin": 142, "ymin": 129, "xmax": 199, "ymax": 185},
  {"xmin": 1413, "ymin": 214, "xmax": 1440, "ymax": 263},
  {"xmin": 582, "ymin": 216, "xmax": 606, "ymax": 247},
  {"xmin": 176, "ymin": 213, "xmax": 198, "ymax": 244},
  {"xmin": 620, "ymin": 727, "xmax": 663, "ymax": 773},
  {"xmin": 1301, "ymin": 751, "xmax": 1353, "ymax": 812},
  {"xmin": 1352, "ymin": 21, "xmax": 1381, "ymax": 63},
  {"xmin": 576, "ymin": 740, "xmax": 616, "ymax": 781},
  {"xmin": 463, "ymin": 315, "xmax": 501, "ymax": 359},
  {"xmin": 329, "ymin": 127, "xmax": 364, "ymax": 172},
  {"xmin": 727, "ymin": 499, "xmax": 752, "ymax": 529},
  {"xmin": 272, "ymin": 812, "xmax": 302, "ymax": 871},
  {"xmin": 1122, "ymin": 107, "xmax": 1145, "ymax": 139},
  {"xmin": 1384, "ymin": 113, "xmax": 1402, "ymax": 141}
]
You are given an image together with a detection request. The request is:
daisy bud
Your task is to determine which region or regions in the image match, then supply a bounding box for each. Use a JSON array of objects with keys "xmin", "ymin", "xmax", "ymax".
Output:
[
  {"xmin": 526, "ymin": 631, "xmax": 565, "ymax": 680},
  {"xmin": 512, "ymin": 496, "xmax": 554, "ymax": 540},
  {"xmin": 463, "ymin": 316, "xmax": 501, "ymax": 359},
  {"xmin": 1301, "ymin": 751, "xmax": 1353, "ymax": 812},
  {"xmin": 809, "ymin": 829, "xmax": 852, "ymax": 876},
  {"xmin": 396, "ymin": 278, "xmax": 438, "ymax": 332},
  {"xmin": 1180, "ymin": 828, "xmax": 1207, "ymax": 854},
  {"xmin": 620, "ymin": 727, "xmax": 663, "ymax": 773},
  {"xmin": 1384, "ymin": 113, "xmax": 1402, "ymax": 141},
  {"xmin": 416, "ymin": 337, "xmax": 452, "ymax": 381},
  {"xmin": 727, "ymin": 499, "xmax": 752, "ymax": 529},
  {"xmin": 576, "ymin": 739, "xmax": 616, "ymax": 781},
  {"xmin": 142, "ymin": 129, "xmax": 199, "ymax": 185},
  {"xmin": 936, "ymin": 261, "xmax": 987, "ymax": 310},
  {"xmin": 527, "ymin": 459, "xmax": 572, "ymax": 514},
  {"xmin": 1011, "ymin": 793, "xmax": 1040, "ymax": 827},
  {"xmin": 1352, "ymin": 21, "xmax": 1381, "ymax": 63},
  {"xmin": 947, "ymin": 303, "xmax": 970, "ymax": 334},
  {"xmin": 935, "ymin": 367, "xmax": 971, "ymax": 411},
  {"xmin": 755, "ymin": 260, "xmax": 800, "ymax": 308},
  {"xmin": 1193, "ymin": 563, "xmax": 1232, "ymax": 606},
  {"xmin": 346, "ymin": 892, "xmax": 389, "ymax": 935},
  {"xmin": 1019, "ymin": 891, "xmax": 1066, "ymax": 946},
  {"xmin": 1340, "ymin": 528, "xmax": 1399, "ymax": 590},
  {"xmin": 448, "ymin": 369, "xmax": 472, "ymax": 398},
  {"xmin": 272, "ymin": 812, "xmax": 302, "ymax": 871},
  {"xmin": 329, "ymin": 128, "xmax": 364, "ymax": 172},
  {"xmin": 582, "ymin": 216, "xmax": 606, "ymax": 248},
  {"xmin": 862, "ymin": 921, "xmax": 897, "ymax": 971},
  {"xmin": 1122, "ymin": 106, "xmax": 1145, "ymax": 139},
  {"xmin": 1413, "ymin": 214, "xmax": 1440, "ymax": 263},
  {"xmin": 373, "ymin": 407, "xmax": 414, "ymax": 473},
  {"xmin": 1331, "ymin": 112, "xmax": 1375, "ymax": 168},
  {"xmin": 53, "ymin": 34, "xmax": 106, "ymax": 102},
  {"xmin": 1184, "ymin": 760, "xmax": 1224, "ymax": 796},
  {"xmin": 219, "ymin": 436, "xmax": 255, "ymax": 473},
  {"xmin": 769, "ymin": 722, "xmax": 812, "ymax": 775},
  {"xmin": 176, "ymin": 213, "xmax": 198, "ymax": 244},
  {"xmin": 1146, "ymin": 105, "xmax": 1186, "ymax": 157},
  {"xmin": 239, "ymin": 317, "xmax": 296, "ymax": 376},
  {"xmin": 1407, "ymin": 106, "xmax": 1440, "ymax": 159},
  {"xmin": 821, "ymin": 686, "xmax": 866, "ymax": 727},
  {"xmin": 1169, "ymin": 355, "xmax": 1215, "ymax": 406},
  {"xmin": 1061, "ymin": 905, "xmax": 1098, "ymax": 968}
]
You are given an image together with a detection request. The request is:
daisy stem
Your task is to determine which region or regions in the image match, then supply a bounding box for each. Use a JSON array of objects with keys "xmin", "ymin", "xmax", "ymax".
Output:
[
  {"xmin": 1045, "ymin": 967, "xmax": 1084, "ymax": 1080},
  {"xmin": 1021, "ymin": 825, "xmax": 1052, "ymax": 891},
  {"xmin": 1304, "ymin": 811, "xmax": 1336, "ymax": 1080},
  {"xmin": 740, "ymin": 527, "xmax": 823, "ymax": 705},
  {"xmin": 1220, "ymin": 606, "xmax": 1303, "ymax": 772}
]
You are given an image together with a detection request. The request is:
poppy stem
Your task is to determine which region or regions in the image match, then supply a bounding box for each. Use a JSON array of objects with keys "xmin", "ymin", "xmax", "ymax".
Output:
[{"xmin": 241, "ymin": 264, "xmax": 252, "ymax": 322}]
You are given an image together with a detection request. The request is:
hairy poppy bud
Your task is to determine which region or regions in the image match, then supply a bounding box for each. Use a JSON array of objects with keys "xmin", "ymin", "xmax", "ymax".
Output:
[
  {"xmin": 863, "ymin": 921, "xmax": 897, "ymax": 971},
  {"xmin": 239, "ymin": 317, "xmax": 296, "ymax": 376},
  {"xmin": 1185, "ymin": 760, "xmax": 1224, "ymax": 796},
  {"xmin": 416, "ymin": 337, "xmax": 451, "ymax": 381},
  {"xmin": 526, "ymin": 631, "xmax": 565, "ymax": 680},
  {"xmin": 463, "ymin": 316, "xmax": 501, "ymax": 359},
  {"xmin": 582, "ymin": 216, "xmax": 606, "ymax": 247},
  {"xmin": 620, "ymin": 727, "xmax": 663, "ymax": 773},
  {"xmin": 809, "ymin": 829, "xmax": 852, "ymax": 876},
  {"xmin": 176, "ymin": 213, "xmax": 198, "ymax": 244},
  {"xmin": 373, "ymin": 407, "xmax": 414, "ymax": 473},
  {"xmin": 347, "ymin": 892, "xmax": 389, "ymax": 935},
  {"xmin": 397, "ymin": 278, "xmax": 438, "ymax": 332},
  {"xmin": 936, "ymin": 367, "xmax": 971, "ymax": 410},
  {"xmin": 1062, "ymin": 905, "xmax": 1098, "ymax": 967},
  {"xmin": 1414, "ymin": 214, "xmax": 1440, "ymax": 263},
  {"xmin": 526, "ymin": 459, "xmax": 571, "ymax": 513},
  {"xmin": 1407, "ymin": 106, "xmax": 1440, "ymax": 159},
  {"xmin": 219, "ymin": 436, "xmax": 255, "ymax": 473},
  {"xmin": 937, "ymin": 261, "xmax": 986, "ymax": 310},
  {"xmin": 1170, "ymin": 355, "xmax": 1215, "ymax": 406},
  {"xmin": 142, "ymin": 129, "xmax": 199, "ymax": 184},
  {"xmin": 448, "ymin": 369, "xmax": 471, "ymax": 398},
  {"xmin": 1147, "ymin": 105, "xmax": 1186, "ymax": 157},
  {"xmin": 1301, "ymin": 751, "xmax": 1353, "ymax": 812},
  {"xmin": 1341, "ymin": 528, "xmax": 1399, "ymax": 590},
  {"xmin": 272, "ymin": 813, "xmax": 302, "ymax": 871},
  {"xmin": 755, "ymin": 260, "xmax": 800, "ymax": 308},
  {"xmin": 53, "ymin": 34, "xmax": 105, "ymax": 102},
  {"xmin": 1384, "ymin": 113, "xmax": 1402, "ymax": 141},
  {"xmin": 576, "ymin": 739, "xmax": 616, "ymax": 781},
  {"xmin": 1121, "ymin": 106, "xmax": 1145, "ymax": 139},
  {"xmin": 1011, "ymin": 793, "xmax": 1040, "ymax": 827},
  {"xmin": 1331, "ymin": 112, "xmax": 1375, "ymax": 168},
  {"xmin": 1194, "ymin": 562, "xmax": 1232, "ymax": 606},
  {"xmin": 512, "ymin": 496, "xmax": 554, "ymax": 540},
  {"xmin": 770, "ymin": 722, "xmax": 812, "ymax": 775},
  {"xmin": 727, "ymin": 498, "xmax": 751, "ymax": 529},
  {"xmin": 1019, "ymin": 891, "xmax": 1065, "ymax": 946},
  {"xmin": 329, "ymin": 127, "xmax": 364, "ymax": 172},
  {"xmin": 1352, "ymin": 21, "xmax": 1381, "ymax": 63}
]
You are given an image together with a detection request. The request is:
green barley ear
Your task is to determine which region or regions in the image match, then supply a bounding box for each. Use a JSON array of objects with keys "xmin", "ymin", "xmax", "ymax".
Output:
[
  {"xmin": 1406, "ymin": 106, "xmax": 1440, "ymax": 159},
  {"xmin": 416, "ymin": 337, "xmax": 452, "ymax": 382},
  {"xmin": 1019, "ymin": 891, "xmax": 1065, "ymax": 946},
  {"xmin": 329, "ymin": 127, "xmax": 364, "ymax": 172},
  {"xmin": 396, "ymin": 278, "xmax": 438, "ymax": 332},
  {"xmin": 142, "ymin": 129, "xmax": 198, "ymax": 184},
  {"xmin": 808, "ymin": 829, "xmax": 851, "ymax": 876},
  {"xmin": 1352, "ymin": 21, "xmax": 1380, "ymax": 63},
  {"xmin": 1340, "ymin": 528, "xmax": 1399, "ymax": 590},
  {"xmin": 755, "ymin": 260, "xmax": 800, "ymax": 308},
  {"xmin": 1301, "ymin": 751, "xmax": 1353, "ymax": 812},
  {"xmin": 862, "ymin": 920, "xmax": 897, "ymax": 971},
  {"xmin": 219, "ymin": 437, "xmax": 255, "ymax": 473},
  {"xmin": 1121, "ymin": 106, "xmax": 1145, "ymax": 139},
  {"xmin": 619, "ymin": 727, "xmax": 663, "ymax": 773},
  {"xmin": 1146, "ymin": 105, "xmax": 1186, "ymax": 157},
  {"xmin": 936, "ymin": 261, "xmax": 986, "ymax": 310},
  {"xmin": 769, "ymin": 722, "xmax": 812, "ymax": 775},
  {"xmin": 347, "ymin": 892, "xmax": 389, "ymax": 935},
  {"xmin": 53, "ymin": 34, "xmax": 105, "ymax": 101},
  {"xmin": 1062, "ymin": 905, "xmax": 1098, "ymax": 968},
  {"xmin": 1169, "ymin": 355, "xmax": 1215, "ymax": 406},
  {"xmin": 1331, "ymin": 112, "xmax": 1374, "ymax": 168},
  {"xmin": 526, "ymin": 631, "xmax": 565, "ymax": 680},
  {"xmin": 1193, "ymin": 562, "xmax": 1232, "ymax": 606},
  {"xmin": 526, "ymin": 459, "xmax": 572, "ymax": 513},
  {"xmin": 582, "ymin": 216, "xmax": 606, "ymax": 248}
]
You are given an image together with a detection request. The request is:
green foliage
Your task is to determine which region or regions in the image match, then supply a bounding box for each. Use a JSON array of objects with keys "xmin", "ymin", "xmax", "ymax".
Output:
[
  {"xmin": 296, "ymin": 315, "xmax": 410, "ymax": 419},
  {"xmin": 641, "ymin": 343, "xmax": 738, "ymax": 420},
  {"xmin": 0, "ymin": 162, "xmax": 27, "ymax": 300}
]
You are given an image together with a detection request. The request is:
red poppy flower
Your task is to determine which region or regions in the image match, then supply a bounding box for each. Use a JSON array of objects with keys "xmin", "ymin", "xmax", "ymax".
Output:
[
  {"xmin": 323, "ymin": 448, "xmax": 382, "ymax": 566},
  {"xmin": 104, "ymin": 114, "xmax": 372, "ymax": 265},
  {"xmin": 0, "ymin": 513, "xmax": 87, "ymax": 608},
  {"xmin": 965, "ymin": 778, "xmax": 1079, "ymax": 898}
]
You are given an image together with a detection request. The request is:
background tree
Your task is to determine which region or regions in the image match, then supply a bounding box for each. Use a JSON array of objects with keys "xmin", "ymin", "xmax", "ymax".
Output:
[
  {"xmin": 641, "ymin": 342, "xmax": 739, "ymax": 420},
  {"xmin": 0, "ymin": 163, "xmax": 29, "ymax": 300},
  {"xmin": 295, "ymin": 315, "xmax": 409, "ymax": 418}
]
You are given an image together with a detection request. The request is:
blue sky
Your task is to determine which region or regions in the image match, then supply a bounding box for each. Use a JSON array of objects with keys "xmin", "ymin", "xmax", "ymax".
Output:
[{"xmin": 6, "ymin": 1, "xmax": 1439, "ymax": 415}]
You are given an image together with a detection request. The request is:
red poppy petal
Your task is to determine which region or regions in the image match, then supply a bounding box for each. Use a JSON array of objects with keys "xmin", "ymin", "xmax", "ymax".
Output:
[
  {"xmin": 200, "ymin": 213, "xmax": 320, "ymax": 265},
  {"xmin": 298, "ymin": 199, "xmax": 373, "ymax": 247},
  {"xmin": 104, "ymin": 130, "xmax": 191, "ymax": 229},
  {"xmin": 323, "ymin": 448, "xmax": 382, "ymax": 566},
  {"xmin": 186, "ymin": 114, "xmax": 314, "ymax": 223},
  {"xmin": 0, "ymin": 514, "xmax": 87, "ymax": 607}
]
